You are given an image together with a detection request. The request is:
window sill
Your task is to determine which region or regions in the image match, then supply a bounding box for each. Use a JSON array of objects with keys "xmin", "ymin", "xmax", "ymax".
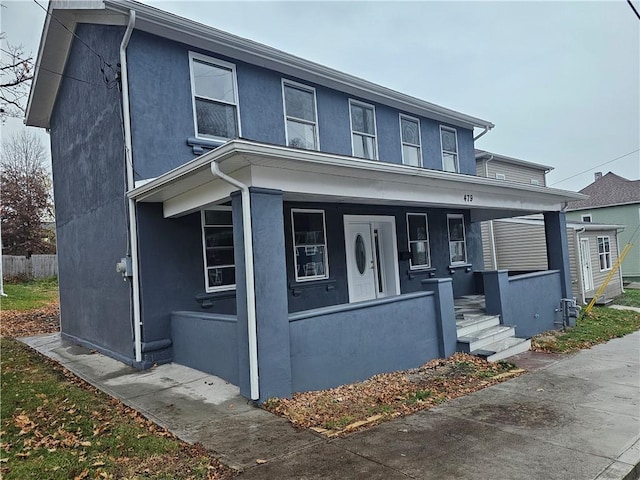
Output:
[
  {"xmin": 448, "ymin": 263, "xmax": 473, "ymax": 274},
  {"xmin": 407, "ymin": 268, "xmax": 437, "ymax": 280},
  {"xmin": 288, "ymin": 279, "xmax": 336, "ymax": 297},
  {"xmin": 187, "ymin": 136, "xmax": 226, "ymax": 155},
  {"xmin": 195, "ymin": 289, "xmax": 236, "ymax": 308}
]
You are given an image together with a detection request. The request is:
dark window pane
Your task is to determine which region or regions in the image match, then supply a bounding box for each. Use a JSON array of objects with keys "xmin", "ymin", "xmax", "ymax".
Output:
[
  {"xmin": 284, "ymin": 85, "xmax": 315, "ymax": 121},
  {"xmin": 205, "ymin": 228, "xmax": 233, "ymax": 248},
  {"xmin": 193, "ymin": 60, "xmax": 235, "ymax": 103},
  {"xmin": 293, "ymin": 212, "xmax": 324, "ymax": 244},
  {"xmin": 448, "ymin": 217, "xmax": 465, "ymax": 241},
  {"xmin": 450, "ymin": 241, "xmax": 466, "ymax": 263},
  {"xmin": 355, "ymin": 234, "xmax": 367, "ymax": 274},
  {"xmin": 206, "ymin": 246, "xmax": 234, "ymax": 266},
  {"xmin": 196, "ymin": 99, "xmax": 237, "ymax": 138},
  {"xmin": 208, "ymin": 266, "xmax": 235, "ymax": 287},
  {"xmin": 351, "ymin": 104, "xmax": 375, "ymax": 134},
  {"xmin": 204, "ymin": 210, "xmax": 232, "ymax": 225},
  {"xmin": 408, "ymin": 215, "xmax": 427, "ymax": 241},
  {"xmin": 295, "ymin": 246, "xmax": 326, "ymax": 277},
  {"xmin": 410, "ymin": 241, "xmax": 429, "ymax": 266},
  {"xmin": 401, "ymin": 118, "xmax": 419, "ymax": 145},
  {"xmin": 441, "ymin": 129, "xmax": 457, "ymax": 152},
  {"xmin": 287, "ymin": 120, "xmax": 316, "ymax": 149}
]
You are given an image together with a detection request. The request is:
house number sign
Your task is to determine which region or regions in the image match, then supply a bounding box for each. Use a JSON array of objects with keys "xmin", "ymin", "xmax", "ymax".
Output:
[{"xmin": 463, "ymin": 194, "xmax": 474, "ymax": 202}]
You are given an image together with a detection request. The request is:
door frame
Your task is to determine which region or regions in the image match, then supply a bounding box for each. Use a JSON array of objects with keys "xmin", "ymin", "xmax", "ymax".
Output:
[
  {"xmin": 580, "ymin": 237, "xmax": 594, "ymax": 292},
  {"xmin": 344, "ymin": 215, "xmax": 401, "ymax": 303}
]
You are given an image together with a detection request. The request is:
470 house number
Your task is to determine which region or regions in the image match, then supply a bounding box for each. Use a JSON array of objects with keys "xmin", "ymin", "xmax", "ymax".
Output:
[{"xmin": 463, "ymin": 194, "xmax": 474, "ymax": 202}]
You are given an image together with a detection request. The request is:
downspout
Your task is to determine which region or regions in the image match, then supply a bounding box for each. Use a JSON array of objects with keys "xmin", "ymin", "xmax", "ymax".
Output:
[
  {"xmin": 210, "ymin": 161, "xmax": 259, "ymax": 401},
  {"xmin": 575, "ymin": 227, "xmax": 586, "ymax": 304},
  {"xmin": 119, "ymin": 10, "xmax": 142, "ymax": 363},
  {"xmin": 473, "ymin": 126, "xmax": 491, "ymax": 141},
  {"xmin": 481, "ymin": 154, "xmax": 498, "ymax": 269}
]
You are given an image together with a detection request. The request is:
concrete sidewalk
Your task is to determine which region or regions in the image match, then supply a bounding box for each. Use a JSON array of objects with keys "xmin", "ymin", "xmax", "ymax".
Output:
[{"xmin": 21, "ymin": 331, "xmax": 640, "ymax": 479}]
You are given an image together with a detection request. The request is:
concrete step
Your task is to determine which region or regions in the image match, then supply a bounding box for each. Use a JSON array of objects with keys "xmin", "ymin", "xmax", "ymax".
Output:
[
  {"xmin": 472, "ymin": 337, "xmax": 532, "ymax": 362},
  {"xmin": 457, "ymin": 325, "xmax": 516, "ymax": 352},
  {"xmin": 456, "ymin": 315, "xmax": 500, "ymax": 337}
]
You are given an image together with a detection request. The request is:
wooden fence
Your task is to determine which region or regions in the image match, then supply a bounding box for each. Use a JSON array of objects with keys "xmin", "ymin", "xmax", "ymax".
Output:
[{"xmin": 2, "ymin": 255, "xmax": 58, "ymax": 279}]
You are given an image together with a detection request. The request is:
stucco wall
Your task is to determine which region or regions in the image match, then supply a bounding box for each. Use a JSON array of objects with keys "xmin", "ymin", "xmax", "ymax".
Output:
[
  {"xmin": 125, "ymin": 30, "xmax": 477, "ymax": 180},
  {"xmin": 49, "ymin": 24, "xmax": 133, "ymax": 361},
  {"xmin": 289, "ymin": 292, "xmax": 439, "ymax": 392}
]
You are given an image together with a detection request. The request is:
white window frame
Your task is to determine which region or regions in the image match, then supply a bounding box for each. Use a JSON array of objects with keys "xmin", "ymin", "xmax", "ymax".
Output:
[
  {"xmin": 530, "ymin": 179, "xmax": 540, "ymax": 186},
  {"xmin": 399, "ymin": 114, "xmax": 422, "ymax": 167},
  {"xmin": 349, "ymin": 99, "xmax": 378, "ymax": 160},
  {"xmin": 406, "ymin": 213, "xmax": 431, "ymax": 269},
  {"xmin": 440, "ymin": 126, "xmax": 459, "ymax": 173},
  {"xmin": 291, "ymin": 208, "xmax": 329, "ymax": 282},
  {"xmin": 597, "ymin": 236, "xmax": 612, "ymax": 271},
  {"xmin": 582, "ymin": 214, "xmax": 592, "ymax": 223},
  {"xmin": 281, "ymin": 79, "xmax": 320, "ymax": 150},
  {"xmin": 201, "ymin": 207, "xmax": 235, "ymax": 293},
  {"xmin": 495, "ymin": 173, "xmax": 506, "ymax": 180},
  {"xmin": 189, "ymin": 52, "xmax": 241, "ymax": 142},
  {"xmin": 447, "ymin": 213, "xmax": 468, "ymax": 265}
]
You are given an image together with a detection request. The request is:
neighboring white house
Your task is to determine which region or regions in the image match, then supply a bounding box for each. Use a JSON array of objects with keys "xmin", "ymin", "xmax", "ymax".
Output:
[{"xmin": 476, "ymin": 150, "xmax": 625, "ymax": 304}]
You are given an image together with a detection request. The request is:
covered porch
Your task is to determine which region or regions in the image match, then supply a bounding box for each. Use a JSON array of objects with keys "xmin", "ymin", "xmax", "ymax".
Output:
[{"xmin": 129, "ymin": 139, "xmax": 584, "ymax": 402}]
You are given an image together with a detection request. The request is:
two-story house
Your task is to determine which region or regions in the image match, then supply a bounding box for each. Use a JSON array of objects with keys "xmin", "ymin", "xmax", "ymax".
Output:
[
  {"xmin": 26, "ymin": 0, "xmax": 584, "ymax": 402},
  {"xmin": 476, "ymin": 150, "xmax": 625, "ymax": 305}
]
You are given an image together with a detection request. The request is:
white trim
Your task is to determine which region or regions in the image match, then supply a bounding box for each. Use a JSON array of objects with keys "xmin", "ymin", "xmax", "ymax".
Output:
[
  {"xmin": 406, "ymin": 212, "xmax": 431, "ymax": 269},
  {"xmin": 201, "ymin": 207, "xmax": 236, "ymax": 293},
  {"xmin": 440, "ymin": 126, "xmax": 459, "ymax": 173},
  {"xmin": 291, "ymin": 208, "xmax": 329, "ymax": 282},
  {"xmin": 579, "ymin": 237, "xmax": 594, "ymax": 292},
  {"xmin": 188, "ymin": 51, "xmax": 242, "ymax": 142},
  {"xmin": 281, "ymin": 79, "xmax": 320, "ymax": 150},
  {"xmin": 447, "ymin": 213, "xmax": 467, "ymax": 265},
  {"xmin": 399, "ymin": 113, "xmax": 422, "ymax": 167},
  {"xmin": 495, "ymin": 173, "xmax": 506, "ymax": 180},
  {"xmin": 597, "ymin": 235, "xmax": 612, "ymax": 271},
  {"xmin": 349, "ymin": 99, "xmax": 379, "ymax": 160},
  {"xmin": 530, "ymin": 179, "xmax": 540, "ymax": 186}
]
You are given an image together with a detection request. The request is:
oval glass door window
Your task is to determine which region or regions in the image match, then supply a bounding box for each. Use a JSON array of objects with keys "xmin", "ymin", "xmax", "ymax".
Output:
[{"xmin": 355, "ymin": 234, "xmax": 366, "ymax": 275}]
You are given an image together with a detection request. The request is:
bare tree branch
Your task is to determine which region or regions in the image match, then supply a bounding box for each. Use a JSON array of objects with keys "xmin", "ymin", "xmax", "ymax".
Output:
[{"xmin": 0, "ymin": 43, "xmax": 34, "ymax": 122}]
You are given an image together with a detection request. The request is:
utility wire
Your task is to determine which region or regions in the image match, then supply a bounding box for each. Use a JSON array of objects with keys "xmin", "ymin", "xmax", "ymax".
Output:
[
  {"xmin": 628, "ymin": 0, "xmax": 640, "ymax": 20},
  {"xmin": 549, "ymin": 149, "xmax": 639, "ymax": 186},
  {"xmin": 36, "ymin": 65, "xmax": 102, "ymax": 86}
]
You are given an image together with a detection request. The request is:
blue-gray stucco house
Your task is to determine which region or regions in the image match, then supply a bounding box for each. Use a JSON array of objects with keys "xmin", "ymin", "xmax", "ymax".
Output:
[{"xmin": 26, "ymin": 0, "xmax": 585, "ymax": 402}]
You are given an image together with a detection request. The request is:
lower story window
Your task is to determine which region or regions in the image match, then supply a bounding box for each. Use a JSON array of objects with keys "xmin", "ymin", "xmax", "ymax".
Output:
[
  {"xmin": 407, "ymin": 213, "xmax": 430, "ymax": 268},
  {"xmin": 447, "ymin": 214, "xmax": 467, "ymax": 264},
  {"xmin": 202, "ymin": 209, "xmax": 235, "ymax": 291},
  {"xmin": 292, "ymin": 209, "xmax": 329, "ymax": 281},
  {"xmin": 597, "ymin": 236, "xmax": 612, "ymax": 271}
]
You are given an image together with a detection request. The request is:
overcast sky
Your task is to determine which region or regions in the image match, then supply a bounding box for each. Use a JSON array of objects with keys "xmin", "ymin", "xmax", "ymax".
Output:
[{"xmin": 2, "ymin": 0, "xmax": 639, "ymax": 191}]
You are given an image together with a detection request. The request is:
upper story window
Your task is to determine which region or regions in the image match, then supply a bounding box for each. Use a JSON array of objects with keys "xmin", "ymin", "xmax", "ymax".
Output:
[
  {"xmin": 189, "ymin": 53, "xmax": 240, "ymax": 141},
  {"xmin": 530, "ymin": 179, "xmax": 541, "ymax": 186},
  {"xmin": 400, "ymin": 114, "xmax": 422, "ymax": 167},
  {"xmin": 349, "ymin": 100, "xmax": 378, "ymax": 160},
  {"xmin": 291, "ymin": 209, "xmax": 329, "ymax": 281},
  {"xmin": 201, "ymin": 208, "xmax": 235, "ymax": 292},
  {"xmin": 495, "ymin": 173, "xmax": 506, "ymax": 180},
  {"xmin": 582, "ymin": 214, "xmax": 592, "ymax": 223},
  {"xmin": 407, "ymin": 213, "xmax": 430, "ymax": 269},
  {"xmin": 447, "ymin": 214, "xmax": 467, "ymax": 265},
  {"xmin": 597, "ymin": 236, "xmax": 612, "ymax": 271},
  {"xmin": 440, "ymin": 126, "xmax": 459, "ymax": 173},
  {"xmin": 282, "ymin": 80, "xmax": 318, "ymax": 150}
]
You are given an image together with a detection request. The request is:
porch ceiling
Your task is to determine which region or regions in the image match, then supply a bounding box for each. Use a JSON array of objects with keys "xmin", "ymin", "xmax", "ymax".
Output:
[{"xmin": 128, "ymin": 140, "xmax": 586, "ymax": 220}]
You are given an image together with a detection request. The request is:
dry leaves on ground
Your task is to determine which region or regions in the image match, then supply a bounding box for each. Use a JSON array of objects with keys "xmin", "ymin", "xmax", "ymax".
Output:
[
  {"xmin": 0, "ymin": 302, "xmax": 60, "ymax": 338},
  {"xmin": 264, "ymin": 353, "xmax": 525, "ymax": 436}
]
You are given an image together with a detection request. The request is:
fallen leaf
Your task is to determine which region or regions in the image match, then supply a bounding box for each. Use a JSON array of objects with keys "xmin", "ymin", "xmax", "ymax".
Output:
[{"xmin": 256, "ymin": 459, "xmax": 267, "ymax": 464}]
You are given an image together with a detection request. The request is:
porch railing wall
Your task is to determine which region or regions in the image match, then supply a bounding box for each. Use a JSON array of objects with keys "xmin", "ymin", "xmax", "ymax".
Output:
[
  {"xmin": 288, "ymin": 291, "xmax": 443, "ymax": 393},
  {"xmin": 484, "ymin": 270, "xmax": 563, "ymax": 338}
]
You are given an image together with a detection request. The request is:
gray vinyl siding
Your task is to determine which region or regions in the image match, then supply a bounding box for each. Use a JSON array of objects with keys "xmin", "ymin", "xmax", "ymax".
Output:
[
  {"xmin": 492, "ymin": 221, "xmax": 548, "ymax": 270},
  {"xmin": 480, "ymin": 222, "xmax": 493, "ymax": 269},
  {"xmin": 476, "ymin": 159, "xmax": 546, "ymax": 186}
]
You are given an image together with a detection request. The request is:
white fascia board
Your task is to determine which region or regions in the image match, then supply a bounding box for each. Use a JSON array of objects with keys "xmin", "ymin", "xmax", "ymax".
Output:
[
  {"xmin": 567, "ymin": 201, "xmax": 640, "ymax": 211},
  {"xmin": 495, "ymin": 217, "xmax": 625, "ymax": 231}
]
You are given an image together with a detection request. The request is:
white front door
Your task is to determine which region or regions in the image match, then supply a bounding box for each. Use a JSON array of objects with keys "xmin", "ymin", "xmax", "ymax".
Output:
[
  {"xmin": 344, "ymin": 215, "xmax": 401, "ymax": 303},
  {"xmin": 580, "ymin": 238, "xmax": 594, "ymax": 291},
  {"xmin": 345, "ymin": 223, "xmax": 378, "ymax": 302}
]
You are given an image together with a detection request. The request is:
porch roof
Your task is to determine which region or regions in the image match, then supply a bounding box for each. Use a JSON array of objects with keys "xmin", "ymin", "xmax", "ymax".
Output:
[{"xmin": 128, "ymin": 140, "xmax": 586, "ymax": 221}]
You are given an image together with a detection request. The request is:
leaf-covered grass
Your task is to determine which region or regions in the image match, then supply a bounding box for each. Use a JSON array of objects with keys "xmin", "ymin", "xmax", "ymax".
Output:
[
  {"xmin": 0, "ymin": 338, "xmax": 234, "ymax": 479},
  {"xmin": 531, "ymin": 305, "xmax": 640, "ymax": 353},
  {"xmin": 263, "ymin": 354, "xmax": 524, "ymax": 436},
  {"xmin": 613, "ymin": 288, "xmax": 640, "ymax": 308},
  {"xmin": 0, "ymin": 277, "xmax": 59, "ymax": 311}
]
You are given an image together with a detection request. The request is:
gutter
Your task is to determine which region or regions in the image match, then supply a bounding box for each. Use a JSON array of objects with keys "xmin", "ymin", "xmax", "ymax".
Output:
[
  {"xmin": 210, "ymin": 161, "xmax": 260, "ymax": 401},
  {"xmin": 119, "ymin": 10, "xmax": 143, "ymax": 363}
]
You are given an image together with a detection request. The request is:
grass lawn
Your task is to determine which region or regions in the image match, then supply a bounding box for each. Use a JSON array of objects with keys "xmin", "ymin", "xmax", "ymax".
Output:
[
  {"xmin": 531, "ymin": 290, "xmax": 640, "ymax": 353},
  {"xmin": 0, "ymin": 277, "xmax": 59, "ymax": 311},
  {"xmin": 0, "ymin": 338, "xmax": 233, "ymax": 479}
]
